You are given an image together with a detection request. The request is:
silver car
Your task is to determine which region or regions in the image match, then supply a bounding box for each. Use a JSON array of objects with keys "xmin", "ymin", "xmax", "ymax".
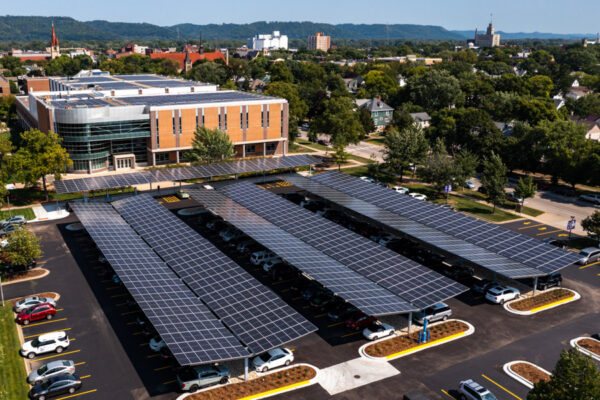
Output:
[
  {"xmin": 577, "ymin": 247, "xmax": 600, "ymax": 265},
  {"xmin": 0, "ymin": 215, "xmax": 27, "ymax": 227},
  {"xmin": 413, "ymin": 302, "xmax": 452, "ymax": 325},
  {"xmin": 14, "ymin": 296, "xmax": 57, "ymax": 313},
  {"xmin": 28, "ymin": 360, "xmax": 75, "ymax": 385}
]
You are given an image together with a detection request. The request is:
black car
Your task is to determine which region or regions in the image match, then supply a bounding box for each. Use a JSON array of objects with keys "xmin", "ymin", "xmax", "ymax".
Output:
[
  {"xmin": 472, "ymin": 279, "xmax": 497, "ymax": 294},
  {"xmin": 542, "ymin": 238, "xmax": 567, "ymax": 249},
  {"xmin": 519, "ymin": 273, "xmax": 562, "ymax": 291},
  {"xmin": 29, "ymin": 374, "xmax": 81, "ymax": 399},
  {"xmin": 271, "ymin": 263, "xmax": 298, "ymax": 282},
  {"xmin": 310, "ymin": 293, "xmax": 337, "ymax": 310},
  {"xmin": 302, "ymin": 285, "xmax": 331, "ymax": 302},
  {"xmin": 327, "ymin": 302, "xmax": 359, "ymax": 321}
]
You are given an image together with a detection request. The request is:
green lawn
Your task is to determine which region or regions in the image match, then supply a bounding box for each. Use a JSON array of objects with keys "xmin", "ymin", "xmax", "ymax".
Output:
[
  {"xmin": 449, "ymin": 196, "xmax": 519, "ymax": 223},
  {"xmin": 0, "ymin": 303, "xmax": 29, "ymax": 400},
  {"xmin": 296, "ymin": 139, "xmax": 330, "ymax": 152},
  {"xmin": 0, "ymin": 208, "xmax": 35, "ymax": 221},
  {"xmin": 289, "ymin": 143, "xmax": 316, "ymax": 153}
]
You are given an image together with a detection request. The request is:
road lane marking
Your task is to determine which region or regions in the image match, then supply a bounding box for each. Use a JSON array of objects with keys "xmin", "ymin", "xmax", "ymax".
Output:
[
  {"xmin": 518, "ymin": 223, "xmax": 543, "ymax": 230},
  {"xmin": 80, "ymin": 375, "xmax": 91, "ymax": 379},
  {"xmin": 25, "ymin": 328, "xmax": 71, "ymax": 339},
  {"xmin": 34, "ymin": 350, "xmax": 81, "ymax": 362},
  {"xmin": 579, "ymin": 260, "xmax": 600, "ymax": 269},
  {"xmin": 328, "ymin": 322, "xmax": 344, "ymax": 328},
  {"xmin": 314, "ymin": 313, "xmax": 327, "ymax": 318},
  {"xmin": 147, "ymin": 354, "xmax": 160, "ymax": 359},
  {"xmin": 74, "ymin": 362, "xmax": 86, "ymax": 366},
  {"xmin": 110, "ymin": 293, "xmax": 129, "ymax": 298},
  {"xmin": 139, "ymin": 342, "xmax": 149, "ymax": 347},
  {"xmin": 55, "ymin": 389, "xmax": 97, "ymax": 400},
  {"xmin": 341, "ymin": 331, "xmax": 363, "ymax": 338},
  {"xmin": 537, "ymin": 227, "xmax": 547, "ymax": 231},
  {"xmin": 22, "ymin": 318, "xmax": 67, "ymax": 328},
  {"xmin": 558, "ymin": 233, "xmax": 568, "ymax": 237},
  {"xmin": 162, "ymin": 379, "xmax": 176, "ymax": 385},
  {"xmin": 536, "ymin": 229, "xmax": 562, "ymax": 236},
  {"xmin": 280, "ymin": 289, "xmax": 290, "ymax": 293},
  {"xmin": 481, "ymin": 374, "xmax": 522, "ymax": 400},
  {"xmin": 154, "ymin": 365, "xmax": 171, "ymax": 371},
  {"xmin": 441, "ymin": 390, "xmax": 456, "ymax": 399},
  {"xmin": 121, "ymin": 310, "xmax": 140, "ymax": 316}
]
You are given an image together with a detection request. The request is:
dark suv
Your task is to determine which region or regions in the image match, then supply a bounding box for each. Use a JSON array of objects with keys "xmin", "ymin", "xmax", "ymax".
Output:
[{"xmin": 519, "ymin": 273, "xmax": 562, "ymax": 291}]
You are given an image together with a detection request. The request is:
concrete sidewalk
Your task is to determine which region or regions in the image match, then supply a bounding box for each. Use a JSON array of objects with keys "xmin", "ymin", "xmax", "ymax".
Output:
[{"xmin": 31, "ymin": 203, "xmax": 70, "ymax": 222}]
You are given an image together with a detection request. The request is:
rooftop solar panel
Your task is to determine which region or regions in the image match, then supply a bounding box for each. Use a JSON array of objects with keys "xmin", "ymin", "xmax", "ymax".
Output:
[
  {"xmin": 54, "ymin": 155, "xmax": 321, "ymax": 194},
  {"xmin": 187, "ymin": 188, "xmax": 416, "ymax": 316},
  {"xmin": 71, "ymin": 202, "xmax": 250, "ymax": 365},
  {"xmin": 283, "ymin": 175, "xmax": 542, "ymax": 279},
  {"xmin": 112, "ymin": 194, "xmax": 316, "ymax": 354},
  {"xmin": 310, "ymin": 172, "xmax": 580, "ymax": 275},
  {"xmin": 117, "ymin": 91, "xmax": 278, "ymax": 107},
  {"xmin": 220, "ymin": 182, "xmax": 468, "ymax": 309}
]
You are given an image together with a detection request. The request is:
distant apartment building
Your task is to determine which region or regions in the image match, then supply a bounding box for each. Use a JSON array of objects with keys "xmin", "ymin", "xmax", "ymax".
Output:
[
  {"xmin": 15, "ymin": 72, "xmax": 289, "ymax": 174},
  {"xmin": 0, "ymin": 76, "xmax": 11, "ymax": 98},
  {"xmin": 373, "ymin": 55, "xmax": 443, "ymax": 66},
  {"xmin": 474, "ymin": 22, "xmax": 501, "ymax": 48},
  {"xmin": 308, "ymin": 33, "xmax": 331, "ymax": 51},
  {"xmin": 249, "ymin": 31, "xmax": 288, "ymax": 51}
]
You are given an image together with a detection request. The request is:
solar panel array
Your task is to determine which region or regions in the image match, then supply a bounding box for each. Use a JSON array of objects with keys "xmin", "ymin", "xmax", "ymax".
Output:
[
  {"xmin": 284, "ymin": 175, "xmax": 542, "ymax": 279},
  {"xmin": 311, "ymin": 172, "xmax": 580, "ymax": 275},
  {"xmin": 112, "ymin": 194, "xmax": 316, "ymax": 354},
  {"xmin": 71, "ymin": 202, "xmax": 250, "ymax": 365},
  {"xmin": 187, "ymin": 188, "xmax": 416, "ymax": 316},
  {"xmin": 220, "ymin": 182, "xmax": 468, "ymax": 309},
  {"xmin": 54, "ymin": 154, "xmax": 321, "ymax": 194},
  {"xmin": 118, "ymin": 91, "xmax": 278, "ymax": 107}
]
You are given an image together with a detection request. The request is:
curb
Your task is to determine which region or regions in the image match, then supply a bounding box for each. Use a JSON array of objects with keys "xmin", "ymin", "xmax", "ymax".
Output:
[
  {"xmin": 175, "ymin": 363, "xmax": 319, "ymax": 400},
  {"xmin": 359, "ymin": 319, "xmax": 475, "ymax": 361},
  {"xmin": 503, "ymin": 360, "xmax": 552, "ymax": 389},
  {"xmin": 570, "ymin": 337, "xmax": 600, "ymax": 362},
  {"xmin": 1, "ymin": 268, "xmax": 50, "ymax": 286},
  {"xmin": 504, "ymin": 288, "xmax": 580, "ymax": 315}
]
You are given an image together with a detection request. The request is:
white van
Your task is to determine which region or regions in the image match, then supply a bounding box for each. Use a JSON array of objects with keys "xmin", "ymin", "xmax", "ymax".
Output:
[{"xmin": 250, "ymin": 250, "xmax": 278, "ymax": 266}]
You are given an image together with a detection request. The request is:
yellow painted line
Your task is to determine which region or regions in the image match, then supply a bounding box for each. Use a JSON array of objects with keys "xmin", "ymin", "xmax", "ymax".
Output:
[
  {"xmin": 529, "ymin": 296, "xmax": 575, "ymax": 313},
  {"xmin": 54, "ymin": 389, "xmax": 97, "ymax": 400},
  {"xmin": 314, "ymin": 313, "xmax": 327, "ymax": 318},
  {"xmin": 536, "ymin": 229, "xmax": 562, "ymax": 236},
  {"xmin": 481, "ymin": 374, "xmax": 522, "ymax": 400},
  {"xmin": 147, "ymin": 354, "xmax": 160, "ymax": 359},
  {"xmin": 272, "ymin": 279, "xmax": 294, "ymax": 286},
  {"xmin": 558, "ymin": 233, "xmax": 568, "ymax": 237},
  {"xmin": 55, "ymin": 308, "xmax": 64, "ymax": 312},
  {"xmin": 126, "ymin": 321, "xmax": 137, "ymax": 325},
  {"xmin": 121, "ymin": 310, "xmax": 140, "ymax": 316},
  {"xmin": 22, "ymin": 318, "xmax": 67, "ymax": 328},
  {"xmin": 327, "ymin": 321, "xmax": 344, "ymax": 328},
  {"xmin": 70, "ymin": 338, "xmax": 76, "ymax": 342},
  {"xmin": 280, "ymin": 288, "xmax": 290, "ymax": 293},
  {"xmin": 518, "ymin": 223, "xmax": 542, "ymax": 229},
  {"xmin": 139, "ymin": 342, "xmax": 149, "ymax": 347},
  {"xmin": 292, "ymin": 296, "xmax": 301, "ymax": 301},
  {"xmin": 162, "ymin": 379, "xmax": 176, "ymax": 385},
  {"xmin": 80, "ymin": 375, "xmax": 91, "ymax": 379},
  {"xmin": 523, "ymin": 221, "xmax": 532, "ymax": 225},
  {"xmin": 132, "ymin": 331, "xmax": 143, "ymax": 336},
  {"xmin": 74, "ymin": 362, "xmax": 86, "ymax": 366},
  {"xmin": 341, "ymin": 331, "xmax": 363, "ymax": 338},
  {"xmin": 385, "ymin": 331, "xmax": 466, "ymax": 359},
  {"xmin": 25, "ymin": 328, "xmax": 71, "ymax": 339},
  {"xmin": 238, "ymin": 380, "xmax": 310, "ymax": 400},
  {"xmin": 37, "ymin": 261, "xmax": 47, "ymax": 264},
  {"xmin": 579, "ymin": 260, "xmax": 600, "ymax": 269},
  {"xmin": 441, "ymin": 389, "xmax": 456, "ymax": 399},
  {"xmin": 105, "ymin": 286, "xmax": 122, "ymax": 291},
  {"xmin": 538, "ymin": 227, "xmax": 547, "ymax": 231},
  {"xmin": 110, "ymin": 293, "xmax": 129, "ymax": 298},
  {"xmin": 154, "ymin": 365, "xmax": 171, "ymax": 371},
  {"xmin": 34, "ymin": 350, "xmax": 81, "ymax": 362},
  {"xmin": 100, "ymin": 279, "xmax": 111, "ymax": 283}
]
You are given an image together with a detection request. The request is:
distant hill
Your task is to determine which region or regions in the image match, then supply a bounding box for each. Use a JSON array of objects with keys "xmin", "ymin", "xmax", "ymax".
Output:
[
  {"xmin": 453, "ymin": 29, "xmax": 594, "ymax": 40},
  {"xmin": 0, "ymin": 16, "xmax": 464, "ymax": 42}
]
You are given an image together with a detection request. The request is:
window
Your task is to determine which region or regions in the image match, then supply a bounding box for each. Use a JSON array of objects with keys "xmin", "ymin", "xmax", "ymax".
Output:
[
  {"xmin": 281, "ymin": 109, "xmax": 284, "ymax": 134},
  {"xmin": 267, "ymin": 109, "xmax": 270, "ymax": 128},
  {"xmin": 156, "ymin": 115, "xmax": 160, "ymax": 148},
  {"xmin": 246, "ymin": 144, "xmax": 256, "ymax": 154},
  {"xmin": 266, "ymin": 142, "xmax": 276, "ymax": 152},
  {"xmin": 240, "ymin": 110, "xmax": 244, "ymax": 129},
  {"xmin": 178, "ymin": 114, "xmax": 182, "ymax": 135},
  {"xmin": 223, "ymin": 113, "xmax": 227, "ymax": 131},
  {"xmin": 261, "ymin": 110, "xmax": 264, "ymax": 128},
  {"xmin": 156, "ymin": 152, "xmax": 169, "ymax": 163},
  {"xmin": 246, "ymin": 112, "xmax": 248, "ymax": 128},
  {"xmin": 172, "ymin": 116, "xmax": 176, "ymax": 136}
]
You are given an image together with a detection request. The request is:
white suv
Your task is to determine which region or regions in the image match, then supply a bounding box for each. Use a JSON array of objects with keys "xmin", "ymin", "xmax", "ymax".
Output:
[
  {"xmin": 458, "ymin": 379, "xmax": 497, "ymax": 400},
  {"xmin": 21, "ymin": 332, "xmax": 70, "ymax": 359},
  {"xmin": 485, "ymin": 285, "xmax": 520, "ymax": 304}
]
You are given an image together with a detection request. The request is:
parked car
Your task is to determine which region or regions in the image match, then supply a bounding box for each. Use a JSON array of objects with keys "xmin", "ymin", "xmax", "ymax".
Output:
[
  {"xmin": 485, "ymin": 285, "xmax": 520, "ymax": 304},
  {"xmin": 176, "ymin": 190, "xmax": 190, "ymax": 199},
  {"xmin": 205, "ymin": 218, "xmax": 226, "ymax": 231},
  {"xmin": 16, "ymin": 304, "xmax": 56, "ymax": 325},
  {"xmin": 458, "ymin": 379, "xmax": 497, "ymax": 400},
  {"xmin": 149, "ymin": 335, "xmax": 166, "ymax": 352},
  {"xmin": 443, "ymin": 265, "xmax": 474, "ymax": 281},
  {"xmin": 262, "ymin": 258, "xmax": 284, "ymax": 272},
  {"xmin": 236, "ymin": 239, "xmax": 255, "ymax": 253},
  {"xmin": 363, "ymin": 322, "xmax": 395, "ymax": 340},
  {"xmin": 28, "ymin": 360, "xmax": 76, "ymax": 385},
  {"xmin": 359, "ymin": 176, "xmax": 375, "ymax": 183},
  {"xmin": 29, "ymin": 374, "xmax": 81, "ymax": 400},
  {"xmin": 14, "ymin": 296, "xmax": 57, "ymax": 313},
  {"xmin": 472, "ymin": 279, "xmax": 497, "ymax": 295},
  {"xmin": 0, "ymin": 215, "xmax": 27, "ymax": 227},
  {"xmin": 309, "ymin": 292, "xmax": 337, "ymax": 310},
  {"xmin": 176, "ymin": 364, "xmax": 229, "ymax": 392},
  {"xmin": 271, "ymin": 263, "xmax": 298, "ymax": 282},
  {"xmin": 579, "ymin": 193, "xmax": 600, "ymax": 204},
  {"xmin": 345, "ymin": 312, "xmax": 376, "ymax": 330},
  {"xmin": 508, "ymin": 191, "xmax": 523, "ymax": 203},
  {"xmin": 465, "ymin": 181, "xmax": 476, "ymax": 190},
  {"xmin": 378, "ymin": 234, "xmax": 398, "ymax": 247},
  {"xmin": 328, "ymin": 302, "xmax": 358, "ymax": 322},
  {"xmin": 520, "ymin": 273, "xmax": 562, "ymax": 291},
  {"xmin": 391, "ymin": 186, "xmax": 409, "ymax": 194},
  {"xmin": 302, "ymin": 285, "xmax": 332, "ymax": 302},
  {"xmin": 576, "ymin": 247, "xmax": 600, "ymax": 265},
  {"xmin": 317, "ymin": 139, "xmax": 330, "ymax": 147},
  {"xmin": 252, "ymin": 348, "xmax": 294, "ymax": 373},
  {"xmin": 408, "ymin": 192, "xmax": 427, "ymax": 201},
  {"xmin": 219, "ymin": 227, "xmax": 243, "ymax": 243},
  {"xmin": 0, "ymin": 223, "xmax": 18, "ymax": 237},
  {"xmin": 413, "ymin": 302, "xmax": 452, "ymax": 325},
  {"xmin": 542, "ymin": 238, "xmax": 567, "ymax": 249},
  {"xmin": 21, "ymin": 332, "xmax": 70, "ymax": 359},
  {"xmin": 250, "ymin": 250, "xmax": 279, "ymax": 266}
]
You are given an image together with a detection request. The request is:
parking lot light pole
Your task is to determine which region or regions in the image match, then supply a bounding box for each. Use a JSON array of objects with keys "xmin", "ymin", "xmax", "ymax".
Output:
[
  {"xmin": 533, "ymin": 277, "xmax": 538, "ymax": 296},
  {"xmin": 244, "ymin": 358, "xmax": 248, "ymax": 381},
  {"xmin": 407, "ymin": 312, "xmax": 412, "ymax": 334}
]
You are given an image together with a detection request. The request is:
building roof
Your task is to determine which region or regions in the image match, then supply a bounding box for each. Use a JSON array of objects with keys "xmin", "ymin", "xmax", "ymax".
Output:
[
  {"xmin": 150, "ymin": 52, "xmax": 226, "ymax": 69},
  {"xmin": 410, "ymin": 112, "xmax": 431, "ymax": 122},
  {"xmin": 360, "ymin": 98, "xmax": 393, "ymax": 112}
]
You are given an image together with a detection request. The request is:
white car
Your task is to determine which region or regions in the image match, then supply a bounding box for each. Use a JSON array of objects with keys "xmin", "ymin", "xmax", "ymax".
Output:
[
  {"xmin": 408, "ymin": 192, "xmax": 427, "ymax": 201},
  {"xmin": 391, "ymin": 186, "xmax": 409, "ymax": 194},
  {"xmin": 459, "ymin": 379, "xmax": 497, "ymax": 400},
  {"xmin": 262, "ymin": 258, "xmax": 283, "ymax": 272},
  {"xmin": 485, "ymin": 285, "xmax": 520, "ymax": 304},
  {"xmin": 149, "ymin": 336, "xmax": 166, "ymax": 352},
  {"xmin": 579, "ymin": 193, "xmax": 600, "ymax": 204},
  {"xmin": 363, "ymin": 322, "xmax": 395, "ymax": 340},
  {"xmin": 14, "ymin": 296, "xmax": 57, "ymax": 313},
  {"xmin": 252, "ymin": 348, "xmax": 294, "ymax": 373},
  {"xmin": 359, "ymin": 176, "xmax": 375, "ymax": 183},
  {"xmin": 21, "ymin": 332, "xmax": 70, "ymax": 359},
  {"xmin": 465, "ymin": 181, "xmax": 476, "ymax": 190}
]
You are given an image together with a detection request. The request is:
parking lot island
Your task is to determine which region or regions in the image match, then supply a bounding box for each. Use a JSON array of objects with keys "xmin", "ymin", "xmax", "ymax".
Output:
[
  {"xmin": 505, "ymin": 288, "xmax": 580, "ymax": 315},
  {"xmin": 360, "ymin": 319, "xmax": 474, "ymax": 361},
  {"xmin": 503, "ymin": 360, "xmax": 552, "ymax": 389},
  {"xmin": 571, "ymin": 337, "xmax": 600, "ymax": 362}
]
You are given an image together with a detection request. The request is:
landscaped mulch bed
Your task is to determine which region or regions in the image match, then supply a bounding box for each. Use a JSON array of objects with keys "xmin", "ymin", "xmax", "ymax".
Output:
[
  {"xmin": 364, "ymin": 320, "xmax": 469, "ymax": 358},
  {"xmin": 188, "ymin": 365, "xmax": 316, "ymax": 400},
  {"xmin": 510, "ymin": 362, "xmax": 550, "ymax": 384},
  {"xmin": 2, "ymin": 268, "xmax": 47, "ymax": 284},
  {"xmin": 9, "ymin": 292, "xmax": 58, "ymax": 307},
  {"xmin": 578, "ymin": 338, "xmax": 600, "ymax": 357},
  {"xmin": 509, "ymin": 289, "xmax": 573, "ymax": 312}
]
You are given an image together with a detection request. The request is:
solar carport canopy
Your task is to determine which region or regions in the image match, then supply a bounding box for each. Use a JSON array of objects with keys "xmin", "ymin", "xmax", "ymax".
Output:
[
  {"xmin": 54, "ymin": 154, "xmax": 321, "ymax": 194},
  {"xmin": 284, "ymin": 175, "xmax": 542, "ymax": 279},
  {"xmin": 71, "ymin": 203, "xmax": 251, "ymax": 365},
  {"xmin": 309, "ymin": 172, "xmax": 580, "ymax": 275},
  {"xmin": 112, "ymin": 194, "xmax": 317, "ymax": 354},
  {"xmin": 188, "ymin": 188, "xmax": 417, "ymax": 316},
  {"xmin": 220, "ymin": 181, "xmax": 468, "ymax": 309}
]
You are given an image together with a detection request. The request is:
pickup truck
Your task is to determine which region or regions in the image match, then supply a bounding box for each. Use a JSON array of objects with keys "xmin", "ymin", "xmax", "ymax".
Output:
[{"xmin": 176, "ymin": 364, "xmax": 229, "ymax": 392}]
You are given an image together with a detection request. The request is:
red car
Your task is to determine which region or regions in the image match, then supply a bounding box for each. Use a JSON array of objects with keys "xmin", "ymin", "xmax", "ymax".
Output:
[
  {"xmin": 345, "ymin": 312, "xmax": 376, "ymax": 330},
  {"xmin": 16, "ymin": 303, "xmax": 56, "ymax": 325}
]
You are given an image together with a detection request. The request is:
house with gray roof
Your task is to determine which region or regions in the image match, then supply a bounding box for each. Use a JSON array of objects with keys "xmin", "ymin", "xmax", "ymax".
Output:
[
  {"xmin": 410, "ymin": 112, "xmax": 431, "ymax": 128},
  {"xmin": 359, "ymin": 98, "xmax": 394, "ymax": 129}
]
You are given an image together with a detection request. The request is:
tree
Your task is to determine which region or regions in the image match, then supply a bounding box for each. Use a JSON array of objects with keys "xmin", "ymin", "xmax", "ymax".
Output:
[
  {"xmin": 528, "ymin": 348, "xmax": 600, "ymax": 400},
  {"xmin": 454, "ymin": 150, "xmax": 478, "ymax": 189},
  {"xmin": 481, "ymin": 152, "xmax": 507, "ymax": 212},
  {"xmin": 383, "ymin": 125, "xmax": 428, "ymax": 181},
  {"xmin": 417, "ymin": 139, "xmax": 455, "ymax": 194},
  {"xmin": 313, "ymin": 97, "xmax": 364, "ymax": 146},
  {"xmin": 6, "ymin": 130, "xmax": 72, "ymax": 201},
  {"xmin": 514, "ymin": 176, "xmax": 537, "ymax": 212},
  {"xmin": 186, "ymin": 61, "xmax": 229, "ymax": 85},
  {"xmin": 186, "ymin": 126, "xmax": 234, "ymax": 163},
  {"xmin": 363, "ymin": 70, "xmax": 397, "ymax": 99},
  {"xmin": 332, "ymin": 136, "xmax": 350, "ymax": 171},
  {"xmin": 527, "ymin": 75, "xmax": 554, "ymax": 97},
  {"xmin": 582, "ymin": 211, "xmax": 600, "ymax": 244},
  {"xmin": 407, "ymin": 69, "xmax": 464, "ymax": 112},
  {"xmin": 358, "ymin": 108, "xmax": 376, "ymax": 135},
  {"xmin": 269, "ymin": 62, "xmax": 294, "ymax": 83},
  {"xmin": 1, "ymin": 228, "xmax": 42, "ymax": 268}
]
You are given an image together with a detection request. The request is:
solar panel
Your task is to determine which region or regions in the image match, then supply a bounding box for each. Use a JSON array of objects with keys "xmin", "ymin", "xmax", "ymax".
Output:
[
  {"xmin": 187, "ymin": 188, "xmax": 416, "ymax": 316},
  {"xmin": 219, "ymin": 182, "xmax": 468, "ymax": 309},
  {"xmin": 54, "ymin": 155, "xmax": 321, "ymax": 194},
  {"xmin": 310, "ymin": 172, "xmax": 580, "ymax": 275},
  {"xmin": 71, "ymin": 202, "xmax": 250, "ymax": 365},
  {"xmin": 283, "ymin": 175, "xmax": 542, "ymax": 279},
  {"xmin": 112, "ymin": 194, "xmax": 316, "ymax": 354},
  {"xmin": 118, "ymin": 91, "xmax": 277, "ymax": 107}
]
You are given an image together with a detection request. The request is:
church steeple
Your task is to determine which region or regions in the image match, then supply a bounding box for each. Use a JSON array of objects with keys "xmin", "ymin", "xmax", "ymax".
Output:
[{"xmin": 50, "ymin": 22, "xmax": 60, "ymax": 59}]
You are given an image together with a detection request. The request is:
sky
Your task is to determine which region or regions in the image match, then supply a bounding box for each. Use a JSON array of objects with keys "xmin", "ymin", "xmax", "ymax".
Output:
[{"xmin": 4, "ymin": 0, "xmax": 600, "ymax": 34}]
